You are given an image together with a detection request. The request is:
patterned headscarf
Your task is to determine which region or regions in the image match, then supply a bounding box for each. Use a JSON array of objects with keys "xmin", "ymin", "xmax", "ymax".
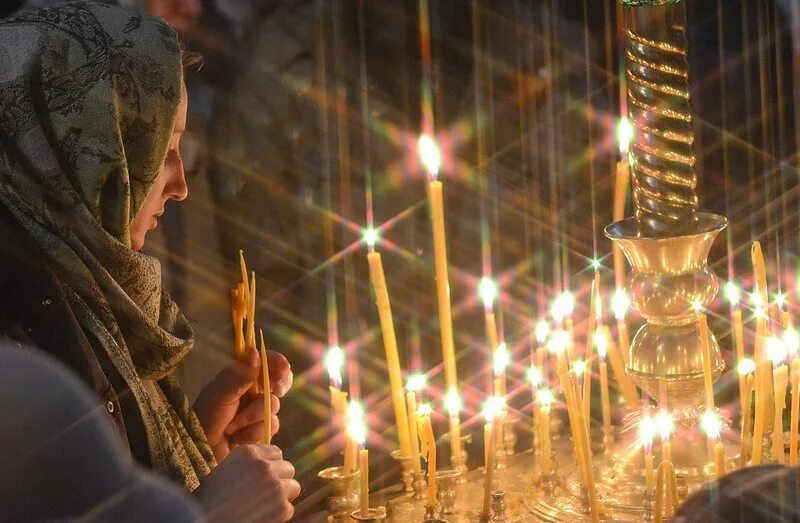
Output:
[{"xmin": 0, "ymin": 2, "xmax": 215, "ymax": 489}]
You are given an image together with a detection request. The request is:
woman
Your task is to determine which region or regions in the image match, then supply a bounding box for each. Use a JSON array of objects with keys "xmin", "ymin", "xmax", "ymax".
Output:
[{"xmin": 0, "ymin": 3, "xmax": 298, "ymax": 520}]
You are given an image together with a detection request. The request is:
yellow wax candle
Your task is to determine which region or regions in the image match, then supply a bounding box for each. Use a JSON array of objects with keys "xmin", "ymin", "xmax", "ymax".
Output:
[
  {"xmin": 654, "ymin": 460, "xmax": 678, "ymax": 523},
  {"xmin": 604, "ymin": 327, "xmax": 638, "ymax": 407},
  {"xmin": 617, "ymin": 321, "xmax": 631, "ymax": 366},
  {"xmin": 662, "ymin": 440, "xmax": 672, "ymax": 465},
  {"xmin": 783, "ymin": 311, "xmax": 792, "ymax": 331},
  {"xmin": 791, "ymin": 360, "xmax": 800, "ymax": 465},
  {"xmin": 536, "ymin": 346, "xmax": 547, "ymax": 382},
  {"xmin": 344, "ymin": 406, "xmax": 356, "ymax": 475},
  {"xmin": 613, "ymin": 160, "xmax": 629, "ymax": 290},
  {"xmin": 752, "ymin": 322, "xmax": 767, "ymax": 464},
  {"xmin": 540, "ymin": 404, "xmax": 552, "ymax": 473},
  {"xmin": 734, "ymin": 308, "xmax": 747, "ymax": 408},
  {"xmin": 238, "ymin": 249, "xmax": 250, "ymax": 309},
  {"xmin": 367, "ymin": 251, "xmax": 412, "ymax": 458},
  {"xmin": 482, "ymin": 414, "xmax": 500, "ymax": 519},
  {"xmin": 444, "ymin": 388, "xmax": 463, "ymax": 466},
  {"xmin": 246, "ymin": 272, "xmax": 256, "ymax": 349},
  {"xmin": 699, "ymin": 314, "xmax": 715, "ymax": 411},
  {"xmin": 420, "ymin": 416, "xmax": 437, "ymax": 508},
  {"xmin": 259, "ymin": 330, "xmax": 272, "ymax": 444},
  {"xmin": 773, "ymin": 364, "xmax": 789, "ymax": 463},
  {"xmin": 359, "ymin": 448, "xmax": 369, "ymax": 515},
  {"xmin": 406, "ymin": 391, "xmax": 422, "ymax": 476},
  {"xmin": 739, "ymin": 373, "xmax": 754, "ymax": 467},
  {"xmin": 600, "ymin": 359, "xmax": 612, "ymax": 440},
  {"xmin": 583, "ymin": 274, "xmax": 600, "ymax": 423},
  {"xmin": 645, "ymin": 454, "xmax": 655, "ymax": 492},
  {"xmin": 486, "ymin": 311, "xmax": 500, "ymax": 356},
  {"xmin": 428, "ymin": 179, "xmax": 458, "ymax": 393},
  {"xmin": 714, "ymin": 440, "xmax": 726, "ymax": 478}
]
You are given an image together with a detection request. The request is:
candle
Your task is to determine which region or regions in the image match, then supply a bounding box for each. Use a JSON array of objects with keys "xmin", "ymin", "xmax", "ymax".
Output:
[
  {"xmin": 640, "ymin": 415, "xmax": 656, "ymax": 492},
  {"xmin": 366, "ymin": 250, "xmax": 412, "ymax": 458},
  {"xmin": 481, "ymin": 397, "xmax": 503, "ymax": 519},
  {"xmin": 231, "ymin": 284, "xmax": 247, "ymax": 359},
  {"xmin": 417, "ymin": 407, "xmax": 437, "ymax": 508},
  {"xmin": 654, "ymin": 460, "xmax": 678, "ymax": 523},
  {"xmin": 538, "ymin": 389, "xmax": 554, "ymax": 474},
  {"xmin": 656, "ymin": 409, "xmax": 674, "ymax": 514},
  {"xmin": 612, "ymin": 289, "xmax": 632, "ymax": 366},
  {"xmin": 527, "ymin": 365, "xmax": 543, "ymax": 460},
  {"xmin": 493, "ymin": 342, "xmax": 510, "ymax": 399},
  {"xmin": 701, "ymin": 411, "xmax": 724, "ymax": 477},
  {"xmin": 791, "ymin": 359, "xmax": 800, "ymax": 465},
  {"xmin": 444, "ymin": 388, "xmax": 463, "ymax": 466},
  {"xmin": 259, "ymin": 330, "xmax": 272, "ymax": 444},
  {"xmin": 239, "ymin": 249, "xmax": 250, "ymax": 307},
  {"xmin": 359, "ymin": 448, "xmax": 369, "ymax": 515},
  {"xmin": 613, "ymin": 118, "xmax": 632, "ymax": 290},
  {"xmin": 771, "ymin": 347, "xmax": 789, "ymax": 464},
  {"xmin": 739, "ymin": 372, "xmax": 754, "ymax": 467},
  {"xmin": 406, "ymin": 389, "xmax": 423, "ymax": 477},
  {"xmin": 752, "ymin": 327, "xmax": 767, "ymax": 464},
  {"xmin": 346, "ymin": 402, "xmax": 366, "ymax": 478},
  {"xmin": 246, "ymin": 271, "xmax": 256, "ymax": 350},
  {"xmin": 601, "ymin": 326, "xmax": 638, "ymax": 408},
  {"xmin": 699, "ymin": 314, "xmax": 715, "ymax": 411},
  {"xmin": 583, "ymin": 274, "xmax": 600, "ymax": 423},
  {"xmin": 422, "ymin": 135, "xmax": 458, "ymax": 394},
  {"xmin": 596, "ymin": 331, "xmax": 612, "ymax": 442}
]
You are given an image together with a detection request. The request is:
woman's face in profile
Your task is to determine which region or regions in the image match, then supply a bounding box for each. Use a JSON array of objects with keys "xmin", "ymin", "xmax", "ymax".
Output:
[{"xmin": 129, "ymin": 81, "xmax": 188, "ymax": 251}]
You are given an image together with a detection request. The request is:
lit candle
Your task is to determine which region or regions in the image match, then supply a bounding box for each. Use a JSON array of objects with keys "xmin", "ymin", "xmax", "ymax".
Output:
[
  {"xmin": 699, "ymin": 314, "xmax": 715, "ymax": 411},
  {"xmin": 640, "ymin": 415, "xmax": 656, "ymax": 492},
  {"xmin": 527, "ymin": 365, "xmax": 543, "ymax": 460},
  {"xmin": 612, "ymin": 289, "xmax": 631, "ymax": 367},
  {"xmin": 417, "ymin": 404, "xmax": 437, "ymax": 508},
  {"xmin": 701, "ymin": 411, "xmax": 725, "ymax": 478},
  {"xmin": 791, "ymin": 359, "xmax": 800, "ymax": 465},
  {"xmin": 366, "ymin": 241, "xmax": 412, "ymax": 458},
  {"xmin": 493, "ymin": 342, "xmax": 510, "ymax": 399},
  {"xmin": 535, "ymin": 320, "xmax": 550, "ymax": 375},
  {"xmin": 479, "ymin": 277, "xmax": 501, "ymax": 367},
  {"xmin": 596, "ymin": 331, "xmax": 612, "ymax": 442},
  {"xmin": 325, "ymin": 346, "xmax": 349, "ymax": 471},
  {"xmin": 259, "ymin": 330, "xmax": 272, "ymax": 444},
  {"xmin": 421, "ymin": 135, "xmax": 458, "ymax": 394},
  {"xmin": 538, "ymin": 389, "xmax": 554, "ymax": 474},
  {"xmin": 613, "ymin": 118, "xmax": 632, "ymax": 290},
  {"xmin": 482, "ymin": 397, "xmax": 504, "ymax": 519},
  {"xmin": 751, "ymin": 242, "xmax": 769, "ymax": 465},
  {"xmin": 785, "ymin": 327, "xmax": 800, "ymax": 362},
  {"xmin": 347, "ymin": 402, "xmax": 366, "ymax": 482},
  {"xmin": 769, "ymin": 338, "xmax": 789, "ymax": 464},
  {"xmin": 359, "ymin": 447, "xmax": 369, "ymax": 515},
  {"xmin": 444, "ymin": 388, "xmax": 463, "ymax": 466},
  {"xmin": 583, "ymin": 273, "xmax": 600, "ymax": 423},
  {"xmin": 656, "ymin": 410, "xmax": 674, "ymax": 513},
  {"xmin": 738, "ymin": 362, "xmax": 755, "ymax": 467}
]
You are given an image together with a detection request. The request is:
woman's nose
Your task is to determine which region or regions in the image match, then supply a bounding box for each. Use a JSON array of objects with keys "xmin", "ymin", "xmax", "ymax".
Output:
[{"xmin": 166, "ymin": 157, "xmax": 188, "ymax": 201}]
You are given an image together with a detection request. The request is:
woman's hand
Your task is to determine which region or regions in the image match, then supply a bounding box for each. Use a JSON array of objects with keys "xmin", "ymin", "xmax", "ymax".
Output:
[
  {"xmin": 194, "ymin": 348, "xmax": 293, "ymax": 462},
  {"xmin": 193, "ymin": 444, "xmax": 300, "ymax": 522}
]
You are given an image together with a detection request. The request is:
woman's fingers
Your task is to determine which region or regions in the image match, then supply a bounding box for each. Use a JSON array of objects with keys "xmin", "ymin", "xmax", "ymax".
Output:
[
  {"xmin": 225, "ymin": 394, "xmax": 280, "ymax": 435},
  {"xmin": 229, "ymin": 416, "xmax": 280, "ymax": 445},
  {"xmin": 266, "ymin": 350, "xmax": 292, "ymax": 397}
]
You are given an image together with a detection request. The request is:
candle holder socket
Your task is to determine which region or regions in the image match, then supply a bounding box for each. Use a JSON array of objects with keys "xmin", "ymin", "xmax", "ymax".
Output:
[
  {"xmin": 412, "ymin": 471, "xmax": 428, "ymax": 500},
  {"xmin": 489, "ymin": 490, "xmax": 509, "ymax": 522},
  {"xmin": 318, "ymin": 466, "xmax": 360, "ymax": 521},
  {"xmin": 502, "ymin": 415, "xmax": 518, "ymax": 457},
  {"xmin": 390, "ymin": 450, "xmax": 414, "ymax": 493},
  {"xmin": 435, "ymin": 469, "xmax": 460, "ymax": 514},
  {"xmin": 350, "ymin": 507, "xmax": 387, "ymax": 522},
  {"xmin": 453, "ymin": 434, "xmax": 472, "ymax": 482},
  {"xmin": 642, "ymin": 489, "xmax": 654, "ymax": 522}
]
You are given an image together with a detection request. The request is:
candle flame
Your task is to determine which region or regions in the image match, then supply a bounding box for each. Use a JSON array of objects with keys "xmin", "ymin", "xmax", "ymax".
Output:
[
  {"xmin": 418, "ymin": 134, "xmax": 441, "ymax": 178},
  {"xmin": 766, "ymin": 336, "xmax": 788, "ymax": 365},
  {"xmin": 538, "ymin": 388, "xmax": 555, "ymax": 407},
  {"xmin": 737, "ymin": 357, "xmax": 756, "ymax": 376},
  {"xmin": 700, "ymin": 410, "xmax": 722, "ymax": 440},
  {"xmin": 572, "ymin": 359, "xmax": 586, "ymax": 377},
  {"xmin": 691, "ymin": 299, "xmax": 704, "ymax": 313},
  {"xmin": 406, "ymin": 373, "xmax": 428, "ymax": 392},
  {"xmin": 535, "ymin": 320, "xmax": 550, "ymax": 345},
  {"xmin": 594, "ymin": 330, "xmax": 608, "ymax": 359},
  {"xmin": 785, "ymin": 328, "xmax": 800, "ymax": 357},
  {"xmin": 590, "ymin": 258, "xmax": 602, "ymax": 271},
  {"xmin": 640, "ymin": 415, "xmax": 655, "ymax": 452},
  {"xmin": 751, "ymin": 292, "xmax": 767, "ymax": 319},
  {"xmin": 725, "ymin": 282, "xmax": 740, "ymax": 306},
  {"xmin": 362, "ymin": 226, "xmax": 380, "ymax": 248},
  {"xmin": 527, "ymin": 366, "xmax": 543, "ymax": 388},
  {"xmin": 481, "ymin": 396, "xmax": 505, "ymax": 423},
  {"xmin": 347, "ymin": 401, "xmax": 367, "ymax": 447},
  {"xmin": 655, "ymin": 411, "xmax": 674, "ymax": 442},
  {"xmin": 548, "ymin": 330, "xmax": 570, "ymax": 355},
  {"xmin": 551, "ymin": 291, "xmax": 574, "ymax": 324},
  {"xmin": 493, "ymin": 342, "xmax": 510, "ymax": 376},
  {"xmin": 444, "ymin": 388, "xmax": 462, "ymax": 415},
  {"xmin": 617, "ymin": 117, "xmax": 634, "ymax": 156},
  {"xmin": 478, "ymin": 277, "xmax": 499, "ymax": 309},
  {"xmin": 417, "ymin": 402, "xmax": 433, "ymax": 417},
  {"xmin": 775, "ymin": 292, "xmax": 787, "ymax": 309},
  {"xmin": 325, "ymin": 346, "xmax": 344, "ymax": 388},
  {"xmin": 612, "ymin": 288, "xmax": 630, "ymax": 321}
]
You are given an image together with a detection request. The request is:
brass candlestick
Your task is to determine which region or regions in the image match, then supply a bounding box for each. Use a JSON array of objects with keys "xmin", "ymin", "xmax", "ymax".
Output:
[
  {"xmin": 390, "ymin": 450, "xmax": 414, "ymax": 493},
  {"xmin": 350, "ymin": 507, "xmax": 387, "ymax": 522},
  {"xmin": 318, "ymin": 466, "xmax": 360, "ymax": 522},
  {"xmin": 435, "ymin": 469, "xmax": 460, "ymax": 515}
]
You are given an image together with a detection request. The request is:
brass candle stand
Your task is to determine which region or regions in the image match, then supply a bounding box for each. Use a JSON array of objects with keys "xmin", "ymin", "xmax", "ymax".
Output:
[{"xmin": 318, "ymin": 466, "xmax": 360, "ymax": 522}]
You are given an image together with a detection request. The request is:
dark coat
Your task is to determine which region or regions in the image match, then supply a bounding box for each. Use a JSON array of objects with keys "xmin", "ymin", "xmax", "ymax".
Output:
[{"xmin": 0, "ymin": 206, "xmax": 150, "ymax": 467}]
